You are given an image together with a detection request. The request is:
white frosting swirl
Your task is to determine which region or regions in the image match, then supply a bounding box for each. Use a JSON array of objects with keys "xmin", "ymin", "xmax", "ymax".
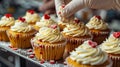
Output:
[
  {"xmin": 34, "ymin": 26, "xmax": 65, "ymax": 43},
  {"xmin": 86, "ymin": 16, "xmax": 108, "ymax": 30},
  {"xmin": 35, "ymin": 16, "xmax": 57, "ymax": 27},
  {"xmin": 0, "ymin": 16, "xmax": 15, "ymax": 27},
  {"xmin": 101, "ymin": 34, "xmax": 120, "ymax": 54},
  {"xmin": 11, "ymin": 21, "xmax": 33, "ymax": 33},
  {"xmin": 62, "ymin": 22, "xmax": 90, "ymax": 37},
  {"xmin": 23, "ymin": 12, "xmax": 40, "ymax": 24},
  {"xmin": 70, "ymin": 40, "xmax": 108, "ymax": 65}
]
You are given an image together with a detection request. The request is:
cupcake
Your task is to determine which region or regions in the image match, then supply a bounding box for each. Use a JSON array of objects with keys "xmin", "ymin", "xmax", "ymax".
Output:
[
  {"xmin": 66, "ymin": 40, "xmax": 113, "ymax": 67},
  {"xmin": 23, "ymin": 9, "xmax": 40, "ymax": 26},
  {"xmin": 86, "ymin": 15, "xmax": 110, "ymax": 44},
  {"xmin": 31, "ymin": 24, "xmax": 66, "ymax": 60},
  {"xmin": 7, "ymin": 17, "xmax": 37, "ymax": 48},
  {"xmin": 62, "ymin": 19, "xmax": 92, "ymax": 53},
  {"xmin": 0, "ymin": 14, "xmax": 15, "ymax": 41},
  {"xmin": 101, "ymin": 32, "xmax": 120, "ymax": 67},
  {"xmin": 34, "ymin": 14, "xmax": 57, "ymax": 31}
]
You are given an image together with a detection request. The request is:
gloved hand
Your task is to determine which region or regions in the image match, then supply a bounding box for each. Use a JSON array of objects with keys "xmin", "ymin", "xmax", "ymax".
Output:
[
  {"xmin": 55, "ymin": 0, "xmax": 120, "ymax": 18},
  {"xmin": 55, "ymin": 0, "xmax": 71, "ymax": 16}
]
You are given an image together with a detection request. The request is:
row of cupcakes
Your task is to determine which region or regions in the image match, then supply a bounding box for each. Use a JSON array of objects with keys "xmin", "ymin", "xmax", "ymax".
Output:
[
  {"xmin": 0, "ymin": 9, "xmax": 40, "ymax": 42},
  {"xmin": 66, "ymin": 31, "xmax": 120, "ymax": 67},
  {"xmin": 0, "ymin": 9, "xmax": 118, "ymax": 67}
]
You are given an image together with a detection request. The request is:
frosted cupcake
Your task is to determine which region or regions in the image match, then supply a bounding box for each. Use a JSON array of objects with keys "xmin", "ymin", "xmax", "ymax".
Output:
[
  {"xmin": 23, "ymin": 10, "xmax": 40, "ymax": 26},
  {"xmin": 31, "ymin": 24, "xmax": 66, "ymax": 60},
  {"xmin": 86, "ymin": 16, "xmax": 110, "ymax": 44},
  {"xmin": 0, "ymin": 14, "xmax": 15, "ymax": 41},
  {"xmin": 66, "ymin": 40, "xmax": 112, "ymax": 67},
  {"xmin": 101, "ymin": 32, "xmax": 120, "ymax": 67},
  {"xmin": 34, "ymin": 14, "xmax": 57, "ymax": 31},
  {"xmin": 7, "ymin": 17, "xmax": 37, "ymax": 48},
  {"xmin": 62, "ymin": 19, "xmax": 92, "ymax": 53}
]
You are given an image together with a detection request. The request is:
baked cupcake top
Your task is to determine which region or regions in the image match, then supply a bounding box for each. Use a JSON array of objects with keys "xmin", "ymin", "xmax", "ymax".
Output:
[
  {"xmin": 34, "ymin": 24, "xmax": 65, "ymax": 43},
  {"xmin": 23, "ymin": 10, "xmax": 40, "ymax": 24},
  {"xmin": 69, "ymin": 40, "xmax": 108, "ymax": 65},
  {"xmin": 0, "ymin": 14, "xmax": 15, "ymax": 27},
  {"xmin": 86, "ymin": 16, "xmax": 108, "ymax": 30},
  {"xmin": 35, "ymin": 14, "xmax": 57, "ymax": 27},
  {"xmin": 101, "ymin": 32, "xmax": 120, "ymax": 54},
  {"xmin": 62, "ymin": 19, "xmax": 91, "ymax": 37},
  {"xmin": 11, "ymin": 17, "xmax": 33, "ymax": 33}
]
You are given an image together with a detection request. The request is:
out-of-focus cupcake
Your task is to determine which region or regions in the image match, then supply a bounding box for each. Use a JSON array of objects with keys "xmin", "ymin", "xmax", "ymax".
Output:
[
  {"xmin": 23, "ymin": 10, "xmax": 40, "ymax": 26},
  {"xmin": 66, "ymin": 40, "xmax": 113, "ymax": 67},
  {"xmin": 0, "ymin": 14, "xmax": 15, "ymax": 41},
  {"xmin": 86, "ymin": 15, "xmax": 110, "ymax": 44},
  {"xmin": 62, "ymin": 19, "xmax": 92, "ymax": 53},
  {"xmin": 31, "ymin": 24, "xmax": 66, "ymax": 60},
  {"xmin": 34, "ymin": 14, "xmax": 57, "ymax": 31},
  {"xmin": 101, "ymin": 32, "xmax": 120, "ymax": 67},
  {"xmin": 7, "ymin": 17, "xmax": 37, "ymax": 48}
]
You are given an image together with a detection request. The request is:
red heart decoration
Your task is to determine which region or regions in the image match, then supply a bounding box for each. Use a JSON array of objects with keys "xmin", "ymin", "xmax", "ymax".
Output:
[
  {"xmin": 18, "ymin": 17, "xmax": 25, "ymax": 22},
  {"xmin": 95, "ymin": 15, "xmax": 101, "ymax": 20},
  {"xmin": 88, "ymin": 40, "xmax": 97, "ymax": 48},
  {"xmin": 61, "ymin": 5, "xmax": 65, "ymax": 8},
  {"xmin": 113, "ymin": 32, "xmax": 120, "ymax": 38},
  {"xmin": 27, "ymin": 9, "xmax": 35, "ymax": 14},
  {"xmin": 44, "ymin": 14, "xmax": 50, "ymax": 19},
  {"xmin": 5, "ymin": 14, "xmax": 12, "ymax": 18}
]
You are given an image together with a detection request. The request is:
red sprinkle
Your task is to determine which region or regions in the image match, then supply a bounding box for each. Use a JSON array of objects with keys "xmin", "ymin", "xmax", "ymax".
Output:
[
  {"xmin": 29, "ymin": 55, "xmax": 34, "ymax": 58},
  {"xmin": 50, "ymin": 24, "xmax": 57, "ymax": 29},
  {"xmin": 44, "ymin": 14, "xmax": 50, "ymax": 19},
  {"xmin": 88, "ymin": 40, "xmax": 97, "ymax": 48},
  {"xmin": 8, "ymin": 45, "xmax": 13, "ymax": 48},
  {"xmin": 95, "ymin": 15, "xmax": 101, "ymax": 20},
  {"xmin": 74, "ymin": 18, "xmax": 80, "ymax": 23},
  {"xmin": 113, "ymin": 32, "xmax": 120, "ymax": 38},
  {"xmin": 27, "ymin": 49, "xmax": 33, "ymax": 52},
  {"xmin": 27, "ymin": 9, "xmax": 35, "ymax": 14},
  {"xmin": 50, "ymin": 60, "xmax": 55, "ymax": 64},
  {"xmin": 18, "ymin": 17, "xmax": 25, "ymax": 22},
  {"xmin": 40, "ymin": 60, "xmax": 45, "ymax": 64},
  {"xmin": 12, "ymin": 48, "xmax": 18, "ymax": 50},
  {"xmin": 5, "ymin": 14, "xmax": 12, "ymax": 18}
]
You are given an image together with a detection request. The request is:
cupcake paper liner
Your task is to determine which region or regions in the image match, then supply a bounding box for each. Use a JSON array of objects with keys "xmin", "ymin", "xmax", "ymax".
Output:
[
  {"xmin": 109, "ymin": 54, "xmax": 120, "ymax": 67},
  {"xmin": 0, "ymin": 30, "xmax": 9, "ymax": 41},
  {"xmin": 7, "ymin": 30, "xmax": 37, "ymax": 48},
  {"xmin": 91, "ymin": 30, "xmax": 110, "ymax": 44},
  {"xmin": 66, "ymin": 57, "xmax": 113, "ymax": 67},
  {"xmin": 31, "ymin": 39, "xmax": 67, "ymax": 61},
  {"xmin": 65, "ymin": 35, "xmax": 93, "ymax": 52}
]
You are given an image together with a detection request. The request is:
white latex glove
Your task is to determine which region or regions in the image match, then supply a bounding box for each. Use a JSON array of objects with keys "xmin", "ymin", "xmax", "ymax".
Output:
[
  {"xmin": 56, "ymin": 0, "xmax": 120, "ymax": 18},
  {"xmin": 55, "ymin": 0, "xmax": 71, "ymax": 17}
]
